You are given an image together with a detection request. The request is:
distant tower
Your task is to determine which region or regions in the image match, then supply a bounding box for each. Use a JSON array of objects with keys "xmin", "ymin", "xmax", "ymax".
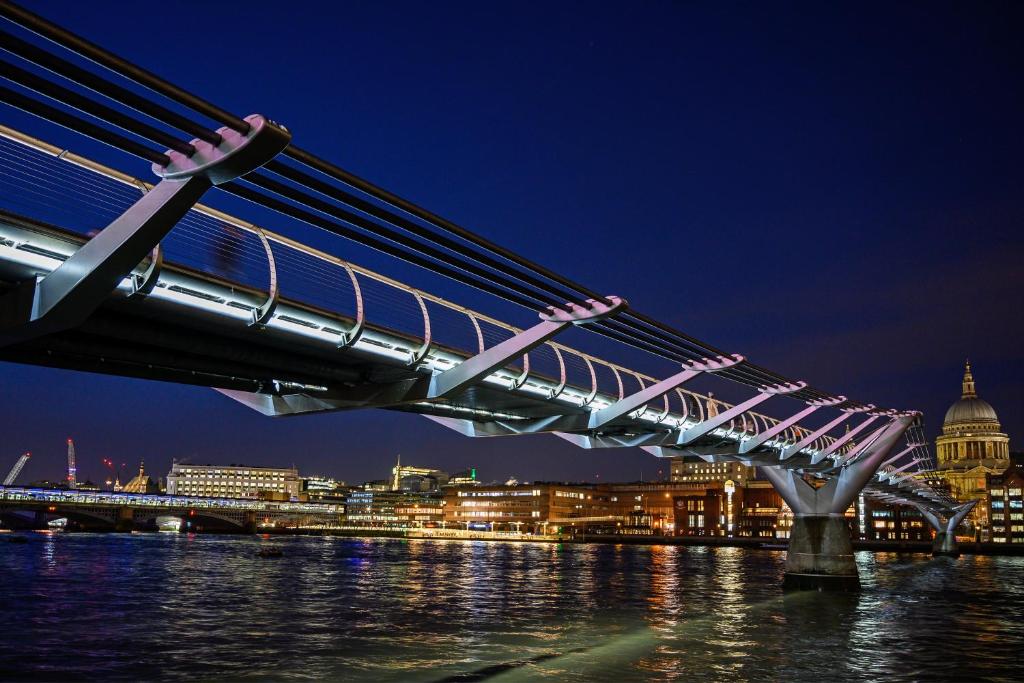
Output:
[
  {"xmin": 392, "ymin": 453, "xmax": 401, "ymax": 491},
  {"xmin": 66, "ymin": 438, "xmax": 77, "ymax": 489}
]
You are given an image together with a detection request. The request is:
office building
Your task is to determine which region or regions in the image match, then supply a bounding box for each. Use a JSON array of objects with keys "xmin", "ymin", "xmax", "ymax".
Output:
[
  {"xmin": 986, "ymin": 463, "xmax": 1024, "ymax": 543},
  {"xmin": 166, "ymin": 463, "xmax": 300, "ymax": 500}
]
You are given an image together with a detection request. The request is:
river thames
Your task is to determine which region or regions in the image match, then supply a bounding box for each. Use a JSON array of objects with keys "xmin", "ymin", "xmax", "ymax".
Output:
[{"xmin": 1, "ymin": 533, "xmax": 1022, "ymax": 681}]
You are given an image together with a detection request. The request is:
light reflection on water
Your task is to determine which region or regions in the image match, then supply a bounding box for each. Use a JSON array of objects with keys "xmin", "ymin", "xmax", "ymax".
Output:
[{"xmin": 1, "ymin": 534, "xmax": 1022, "ymax": 681}]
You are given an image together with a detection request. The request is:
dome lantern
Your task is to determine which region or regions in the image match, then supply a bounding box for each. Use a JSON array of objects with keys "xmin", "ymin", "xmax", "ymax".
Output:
[{"xmin": 962, "ymin": 359, "xmax": 976, "ymax": 399}]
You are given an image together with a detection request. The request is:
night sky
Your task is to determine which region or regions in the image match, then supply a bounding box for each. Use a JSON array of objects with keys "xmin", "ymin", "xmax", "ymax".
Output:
[{"xmin": 1, "ymin": 1, "xmax": 1021, "ymax": 486}]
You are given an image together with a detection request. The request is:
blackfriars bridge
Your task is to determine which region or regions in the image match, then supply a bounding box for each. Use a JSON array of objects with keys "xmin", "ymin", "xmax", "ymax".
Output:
[
  {"xmin": 0, "ymin": 486, "xmax": 343, "ymax": 533},
  {"xmin": 0, "ymin": 1, "xmax": 971, "ymax": 589}
]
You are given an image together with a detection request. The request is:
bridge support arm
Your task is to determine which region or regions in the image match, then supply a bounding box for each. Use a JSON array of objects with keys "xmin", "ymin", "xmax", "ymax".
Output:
[
  {"xmin": 585, "ymin": 354, "xmax": 742, "ymax": 430},
  {"xmin": 879, "ymin": 457, "xmax": 924, "ymax": 483},
  {"xmin": 877, "ymin": 444, "xmax": 920, "ymax": 471},
  {"xmin": 0, "ymin": 114, "xmax": 290, "ymax": 346},
  {"xmin": 738, "ymin": 396, "xmax": 845, "ymax": 454},
  {"xmin": 779, "ymin": 408, "xmax": 865, "ymax": 460},
  {"xmin": 809, "ymin": 414, "xmax": 882, "ymax": 465},
  {"xmin": 675, "ymin": 381, "xmax": 805, "ymax": 446},
  {"xmin": 427, "ymin": 297, "xmax": 625, "ymax": 399}
]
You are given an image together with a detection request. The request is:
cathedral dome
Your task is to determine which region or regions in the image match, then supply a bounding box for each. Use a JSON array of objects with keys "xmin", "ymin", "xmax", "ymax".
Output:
[
  {"xmin": 943, "ymin": 361, "xmax": 999, "ymax": 426},
  {"xmin": 944, "ymin": 397, "xmax": 998, "ymax": 425}
]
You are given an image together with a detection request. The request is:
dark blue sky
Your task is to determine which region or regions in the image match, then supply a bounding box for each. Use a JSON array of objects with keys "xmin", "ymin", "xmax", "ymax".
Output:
[{"xmin": 2, "ymin": 1, "xmax": 1021, "ymax": 485}]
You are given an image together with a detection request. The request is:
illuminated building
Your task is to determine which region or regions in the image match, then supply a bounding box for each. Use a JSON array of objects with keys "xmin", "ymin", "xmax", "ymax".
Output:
[
  {"xmin": 597, "ymin": 482, "xmax": 703, "ymax": 532},
  {"xmin": 448, "ymin": 468, "xmax": 479, "ymax": 486},
  {"xmin": 675, "ymin": 491, "xmax": 721, "ymax": 536},
  {"xmin": 670, "ymin": 457, "xmax": 755, "ymax": 485},
  {"xmin": 673, "ymin": 481, "xmax": 783, "ymax": 538},
  {"xmin": 931, "ymin": 361, "xmax": 1011, "ymax": 536},
  {"xmin": 444, "ymin": 483, "xmax": 594, "ymax": 532},
  {"xmin": 390, "ymin": 454, "xmax": 449, "ymax": 491},
  {"xmin": 444, "ymin": 481, "xmax": 764, "ymax": 535},
  {"xmin": 345, "ymin": 490, "xmax": 444, "ymax": 527},
  {"xmin": 394, "ymin": 495, "xmax": 445, "ymax": 526},
  {"xmin": 122, "ymin": 461, "xmax": 159, "ymax": 494},
  {"xmin": 302, "ymin": 476, "xmax": 349, "ymax": 501},
  {"xmin": 165, "ymin": 463, "xmax": 300, "ymax": 500},
  {"xmin": 986, "ymin": 463, "xmax": 1024, "ymax": 543},
  {"xmin": 861, "ymin": 500, "xmax": 929, "ymax": 542},
  {"xmin": 736, "ymin": 482, "xmax": 784, "ymax": 538}
]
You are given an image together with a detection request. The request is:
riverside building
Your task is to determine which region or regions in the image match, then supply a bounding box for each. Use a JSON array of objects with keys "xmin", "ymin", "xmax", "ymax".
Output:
[
  {"xmin": 165, "ymin": 463, "xmax": 301, "ymax": 500},
  {"xmin": 345, "ymin": 489, "xmax": 444, "ymax": 527},
  {"xmin": 443, "ymin": 483, "xmax": 593, "ymax": 532},
  {"xmin": 986, "ymin": 463, "xmax": 1024, "ymax": 543}
]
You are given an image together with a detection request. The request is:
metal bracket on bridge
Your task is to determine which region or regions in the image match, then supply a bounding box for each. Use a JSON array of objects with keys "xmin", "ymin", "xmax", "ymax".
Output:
[
  {"xmin": 779, "ymin": 403, "xmax": 875, "ymax": 461},
  {"xmin": 808, "ymin": 411, "xmax": 887, "ymax": 465},
  {"xmin": 738, "ymin": 395, "xmax": 846, "ymax": 454},
  {"xmin": 424, "ymin": 296, "xmax": 626, "ymax": 400},
  {"xmin": 129, "ymin": 244, "xmax": 163, "ymax": 298},
  {"xmin": 583, "ymin": 354, "xmax": 742, "ymax": 431},
  {"xmin": 877, "ymin": 443, "xmax": 924, "ymax": 471},
  {"xmin": 761, "ymin": 414, "xmax": 916, "ymax": 516},
  {"xmin": 831, "ymin": 421, "xmax": 891, "ymax": 467},
  {"xmin": 0, "ymin": 114, "xmax": 291, "ymax": 346},
  {"xmin": 674, "ymin": 380, "xmax": 806, "ymax": 446},
  {"xmin": 879, "ymin": 457, "xmax": 925, "ymax": 483}
]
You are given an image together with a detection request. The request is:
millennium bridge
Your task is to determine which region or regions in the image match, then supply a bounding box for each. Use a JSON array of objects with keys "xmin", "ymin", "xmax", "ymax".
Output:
[{"xmin": 0, "ymin": 1, "xmax": 973, "ymax": 589}]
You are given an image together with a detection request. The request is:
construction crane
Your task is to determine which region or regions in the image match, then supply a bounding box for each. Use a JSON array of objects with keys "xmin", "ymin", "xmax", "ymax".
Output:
[
  {"xmin": 3, "ymin": 452, "xmax": 30, "ymax": 486},
  {"xmin": 67, "ymin": 438, "xmax": 77, "ymax": 489}
]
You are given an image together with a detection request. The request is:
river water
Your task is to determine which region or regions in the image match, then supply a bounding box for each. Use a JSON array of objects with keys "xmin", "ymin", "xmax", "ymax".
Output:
[{"xmin": 1, "ymin": 532, "xmax": 1021, "ymax": 682}]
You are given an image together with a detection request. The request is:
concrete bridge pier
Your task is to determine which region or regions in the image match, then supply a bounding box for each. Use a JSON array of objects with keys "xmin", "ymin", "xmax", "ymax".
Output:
[
  {"xmin": 915, "ymin": 501, "xmax": 977, "ymax": 558},
  {"xmin": 783, "ymin": 514, "xmax": 860, "ymax": 591},
  {"xmin": 115, "ymin": 507, "xmax": 134, "ymax": 533},
  {"xmin": 761, "ymin": 414, "xmax": 915, "ymax": 591}
]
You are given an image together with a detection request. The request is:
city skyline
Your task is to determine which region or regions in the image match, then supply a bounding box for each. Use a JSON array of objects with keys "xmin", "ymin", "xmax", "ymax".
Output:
[
  {"xmin": 4, "ymin": 354, "xmax": 1017, "ymax": 489},
  {"xmin": 2, "ymin": 0, "xmax": 1022, "ymax": 486}
]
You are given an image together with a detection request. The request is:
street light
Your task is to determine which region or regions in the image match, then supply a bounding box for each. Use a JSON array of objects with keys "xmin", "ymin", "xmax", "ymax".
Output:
[{"xmin": 724, "ymin": 479, "xmax": 735, "ymax": 536}]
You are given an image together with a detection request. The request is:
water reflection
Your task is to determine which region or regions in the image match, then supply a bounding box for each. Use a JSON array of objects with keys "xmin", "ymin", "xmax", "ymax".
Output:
[{"xmin": 1, "ymin": 535, "xmax": 1022, "ymax": 681}]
